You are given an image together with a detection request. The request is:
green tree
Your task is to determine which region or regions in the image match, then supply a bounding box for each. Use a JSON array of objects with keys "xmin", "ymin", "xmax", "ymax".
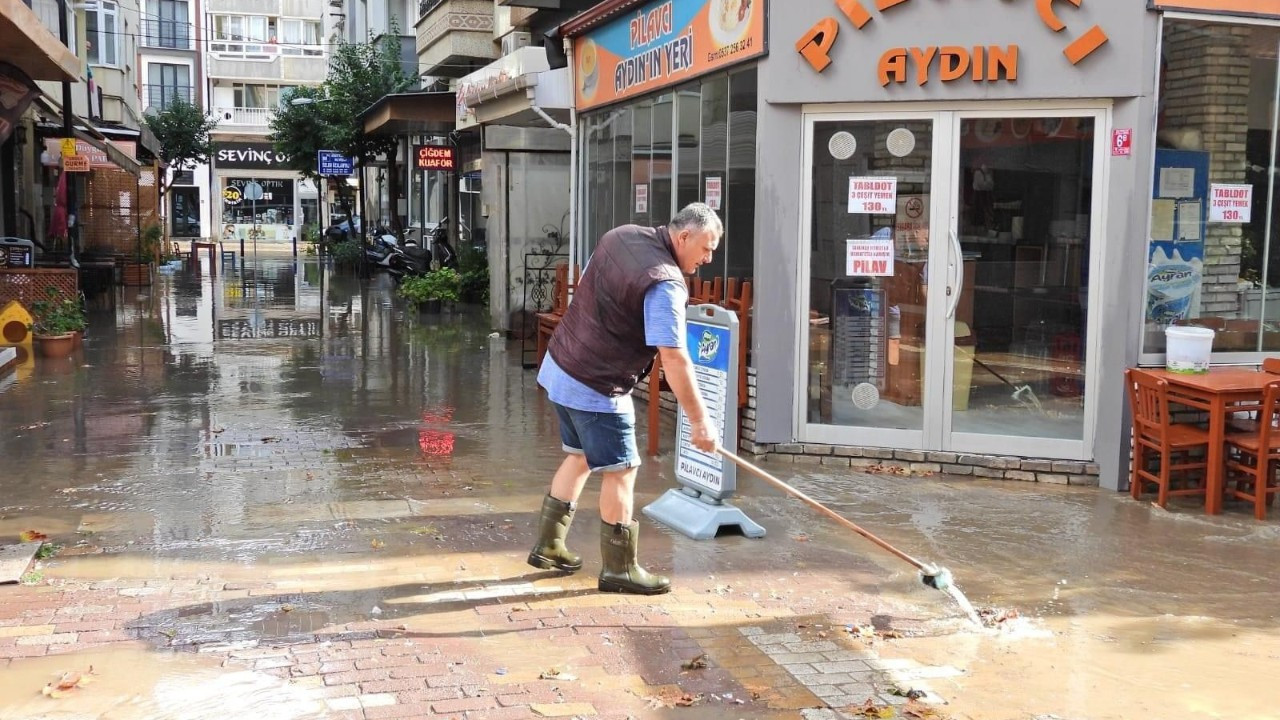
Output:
[
  {"xmin": 269, "ymin": 85, "xmax": 358, "ymax": 226},
  {"xmin": 324, "ymin": 23, "xmax": 415, "ymax": 234},
  {"xmin": 143, "ymin": 98, "xmax": 217, "ymax": 202}
]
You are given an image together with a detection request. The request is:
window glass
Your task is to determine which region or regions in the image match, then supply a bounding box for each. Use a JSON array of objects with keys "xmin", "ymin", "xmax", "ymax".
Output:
[
  {"xmin": 727, "ymin": 68, "xmax": 757, "ymax": 282},
  {"xmin": 613, "ymin": 107, "xmax": 634, "ymax": 232},
  {"xmin": 700, "ymin": 75, "xmax": 729, "ymax": 280},
  {"xmin": 632, "ymin": 99, "xmax": 654, "ymax": 227},
  {"xmin": 1146, "ymin": 19, "xmax": 1280, "ymax": 355},
  {"xmin": 676, "ymin": 84, "xmax": 702, "ymax": 212},
  {"xmin": 652, "ymin": 93, "xmax": 674, "ymax": 223}
]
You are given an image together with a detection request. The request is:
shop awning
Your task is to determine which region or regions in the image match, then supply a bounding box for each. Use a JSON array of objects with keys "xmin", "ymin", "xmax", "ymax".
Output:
[
  {"xmin": 32, "ymin": 93, "xmax": 142, "ymax": 176},
  {"xmin": 456, "ymin": 45, "xmax": 572, "ymax": 131},
  {"xmin": 559, "ymin": 0, "xmax": 649, "ymax": 37},
  {"xmin": 0, "ymin": 0, "xmax": 79, "ymax": 82},
  {"xmin": 359, "ymin": 91, "xmax": 456, "ymax": 137}
]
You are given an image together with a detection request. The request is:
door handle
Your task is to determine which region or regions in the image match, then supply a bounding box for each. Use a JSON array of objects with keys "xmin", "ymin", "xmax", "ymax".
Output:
[{"xmin": 946, "ymin": 229, "xmax": 963, "ymax": 319}]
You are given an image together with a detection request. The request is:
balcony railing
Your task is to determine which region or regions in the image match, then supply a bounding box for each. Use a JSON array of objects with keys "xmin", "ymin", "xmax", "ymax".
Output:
[
  {"xmin": 142, "ymin": 19, "xmax": 194, "ymax": 50},
  {"xmin": 216, "ymin": 107, "xmax": 275, "ymax": 127},
  {"xmin": 143, "ymin": 84, "xmax": 194, "ymax": 110}
]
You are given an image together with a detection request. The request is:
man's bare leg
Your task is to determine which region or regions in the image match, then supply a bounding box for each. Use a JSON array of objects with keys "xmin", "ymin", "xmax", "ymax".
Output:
[
  {"xmin": 599, "ymin": 467, "xmax": 638, "ymax": 525},
  {"xmin": 549, "ymin": 454, "xmax": 591, "ymax": 504}
]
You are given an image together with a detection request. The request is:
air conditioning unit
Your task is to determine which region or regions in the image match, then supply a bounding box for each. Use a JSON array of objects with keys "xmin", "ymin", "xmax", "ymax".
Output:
[{"xmin": 501, "ymin": 31, "xmax": 531, "ymax": 56}]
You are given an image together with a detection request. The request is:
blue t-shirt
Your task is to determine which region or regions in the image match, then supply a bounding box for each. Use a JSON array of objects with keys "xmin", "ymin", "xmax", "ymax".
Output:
[{"xmin": 538, "ymin": 279, "xmax": 688, "ymax": 414}]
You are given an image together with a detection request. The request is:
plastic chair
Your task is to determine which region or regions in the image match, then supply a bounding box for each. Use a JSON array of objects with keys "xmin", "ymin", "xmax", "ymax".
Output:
[
  {"xmin": 1125, "ymin": 368, "xmax": 1210, "ymax": 508},
  {"xmin": 1223, "ymin": 379, "xmax": 1280, "ymax": 520}
]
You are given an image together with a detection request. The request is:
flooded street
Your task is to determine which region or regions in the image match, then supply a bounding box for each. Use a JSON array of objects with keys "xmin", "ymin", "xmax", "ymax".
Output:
[{"xmin": 1, "ymin": 252, "xmax": 1277, "ymax": 719}]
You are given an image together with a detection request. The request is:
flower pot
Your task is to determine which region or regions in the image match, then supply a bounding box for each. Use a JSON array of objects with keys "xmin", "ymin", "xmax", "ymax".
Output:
[{"xmin": 35, "ymin": 333, "xmax": 76, "ymax": 358}]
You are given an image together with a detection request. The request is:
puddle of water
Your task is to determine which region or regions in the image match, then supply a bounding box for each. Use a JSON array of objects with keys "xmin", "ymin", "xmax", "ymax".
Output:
[{"xmin": 0, "ymin": 645, "xmax": 326, "ymax": 720}]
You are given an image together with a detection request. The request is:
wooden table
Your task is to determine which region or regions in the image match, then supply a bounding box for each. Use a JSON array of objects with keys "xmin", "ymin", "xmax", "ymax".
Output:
[
  {"xmin": 191, "ymin": 241, "xmax": 218, "ymax": 276},
  {"xmin": 1134, "ymin": 367, "xmax": 1272, "ymax": 514}
]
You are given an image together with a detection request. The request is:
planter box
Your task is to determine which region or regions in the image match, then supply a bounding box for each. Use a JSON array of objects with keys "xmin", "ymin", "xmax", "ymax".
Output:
[{"xmin": 122, "ymin": 263, "xmax": 153, "ymax": 287}]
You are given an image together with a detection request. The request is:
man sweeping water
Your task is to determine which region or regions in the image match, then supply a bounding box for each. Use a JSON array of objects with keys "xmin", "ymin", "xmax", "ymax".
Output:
[{"xmin": 527, "ymin": 203, "xmax": 723, "ymax": 595}]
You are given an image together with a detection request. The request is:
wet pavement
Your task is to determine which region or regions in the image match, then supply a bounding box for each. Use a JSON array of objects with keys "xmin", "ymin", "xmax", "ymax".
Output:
[{"xmin": 1, "ymin": 252, "xmax": 1278, "ymax": 720}]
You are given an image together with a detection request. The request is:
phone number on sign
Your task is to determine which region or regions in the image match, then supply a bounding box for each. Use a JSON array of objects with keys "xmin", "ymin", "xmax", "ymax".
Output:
[{"xmin": 707, "ymin": 36, "xmax": 754, "ymax": 63}]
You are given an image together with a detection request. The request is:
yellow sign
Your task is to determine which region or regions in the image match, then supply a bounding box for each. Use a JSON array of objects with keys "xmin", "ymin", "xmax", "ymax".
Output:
[{"xmin": 60, "ymin": 138, "xmax": 77, "ymax": 157}]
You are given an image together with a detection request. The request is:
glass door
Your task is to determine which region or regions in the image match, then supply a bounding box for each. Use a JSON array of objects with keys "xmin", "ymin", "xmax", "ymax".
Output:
[
  {"xmin": 803, "ymin": 115, "xmax": 949, "ymax": 449},
  {"xmin": 802, "ymin": 108, "xmax": 1104, "ymax": 460},
  {"xmin": 944, "ymin": 111, "xmax": 1102, "ymax": 458}
]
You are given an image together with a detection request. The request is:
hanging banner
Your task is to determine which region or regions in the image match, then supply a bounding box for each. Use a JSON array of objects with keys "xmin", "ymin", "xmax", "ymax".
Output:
[
  {"xmin": 0, "ymin": 63, "xmax": 39, "ymax": 146},
  {"xmin": 574, "ymin": 0, "xmax": 768, "ymax": 111}
]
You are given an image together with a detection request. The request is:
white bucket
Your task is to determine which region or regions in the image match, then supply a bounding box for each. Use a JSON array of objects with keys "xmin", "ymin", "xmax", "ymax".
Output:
[{"xmin": 1165, "ymin": 326, "xmax": 1215, "ymax": 374}]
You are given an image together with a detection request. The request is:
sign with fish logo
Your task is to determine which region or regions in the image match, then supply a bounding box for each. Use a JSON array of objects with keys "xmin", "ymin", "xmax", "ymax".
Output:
[{"xmin": 675, "ymin": 306, "xmax": 736, "ymax": 495}]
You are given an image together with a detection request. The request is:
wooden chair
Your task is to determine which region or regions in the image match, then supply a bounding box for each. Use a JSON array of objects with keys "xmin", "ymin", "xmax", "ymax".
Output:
[
  {"xmin": 1226, "ymin": 357, "xmax": 1280, "ymax": 433},
  {"xmin": 1223, "ymin": 379, "xmax": 1280, "ymax": 520},
  {"xmin": 1264, "ymin": 357, "xmax": 1280, "ymax": 374},
  {"xmin": 535, "ymin": 264, "xmax": 577, "ymax": 368},
  {"xmin": 1125, "ymin": 368, "xmax": 1210, "ymax": 508}
]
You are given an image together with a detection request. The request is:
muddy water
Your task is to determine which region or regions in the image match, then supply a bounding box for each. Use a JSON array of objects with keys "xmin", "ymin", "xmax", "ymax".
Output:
[
  {"xmin": 0, "ymin": 645, "xmax": 326, "ymax": 719},
  {"xmin": 2, "ymin": 253, "xmax": 1278, "ymax": 719},
  {"xmin": 758, "ymin": 470, "xmax": 1280, "ymax": 720}
]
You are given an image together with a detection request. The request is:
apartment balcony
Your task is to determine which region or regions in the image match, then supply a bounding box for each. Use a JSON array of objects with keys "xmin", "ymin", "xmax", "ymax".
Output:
[
  {"xmin": 140, "ymin": 19, "xmax": 194, "ymax": 51},
  {"xmin": 204, "ymin": 0, "xmax": 324, "ymax": 17},
  {"xmin": 143, "ymin": 84, "xmax": 194, "ymax": 112},
  {"xmin": 214, "ymin": 106, "xmax": 275, "ymax": 131},
  {"xmin": 206, "ymin": 54, "xmax": 326, "ymax": 84},
  {"xmin": 415, "ymin": 0, "xmax": 498, "ymax": 78}
]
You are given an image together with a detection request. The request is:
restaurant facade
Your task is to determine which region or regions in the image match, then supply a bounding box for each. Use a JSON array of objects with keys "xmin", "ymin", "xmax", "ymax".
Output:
[{"xmin": 560, "ymin": 0, "xmax": 1280, "ymax": 491}]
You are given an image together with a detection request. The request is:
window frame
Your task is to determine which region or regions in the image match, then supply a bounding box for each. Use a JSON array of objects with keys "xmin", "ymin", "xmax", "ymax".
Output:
[{"xmin": 87, "ymin": 0, "xmax": 121, "ymax": 67}]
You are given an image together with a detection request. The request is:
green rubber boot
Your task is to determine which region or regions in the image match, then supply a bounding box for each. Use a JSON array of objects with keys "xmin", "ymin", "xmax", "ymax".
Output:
[
  {"xmin": 527, "ymin": 494, "xmax": 582, "ymax": 572},
  {"xmin": 598, "ymin": 520, "xmax": 671, "ymax": 595}
]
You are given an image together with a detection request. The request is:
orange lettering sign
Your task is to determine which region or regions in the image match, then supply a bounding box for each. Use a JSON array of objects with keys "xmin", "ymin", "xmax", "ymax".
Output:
[
  {"xmin": 796, "ymin": 17, "xmax": 840, "ymax": 73},
  {"xmin": 798, "ymin": 0, "xmax": 1107, "ymax": 81}
]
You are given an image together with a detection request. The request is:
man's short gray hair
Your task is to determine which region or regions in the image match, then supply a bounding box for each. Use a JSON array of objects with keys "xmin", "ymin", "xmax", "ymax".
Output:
[{"xmin": 669, "ymin": 202, "xmax": 723, "ymax": 236}]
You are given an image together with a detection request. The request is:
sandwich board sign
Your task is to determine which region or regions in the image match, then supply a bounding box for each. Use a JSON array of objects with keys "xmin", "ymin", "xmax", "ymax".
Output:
[{"xmin": 643, "ymin": 304, "xmax": 765, "ymax": 540}]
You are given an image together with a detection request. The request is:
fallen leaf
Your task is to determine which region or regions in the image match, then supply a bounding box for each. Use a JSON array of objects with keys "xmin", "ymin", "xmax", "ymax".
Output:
[
  {"xmin": 409, "ymin": 525, "xmax": 438, "ymax": 535},
  {"xmin": 280, "ymin": 604, "xmax": 296, "ymax": 613},
  {"xmin": 674, "ymin": 693, "xmax": 699, "ymax": 707},
  {"xmin": 538, "ymin": 667, "xmax": 577, "ymax": 681},
  {"xmin": 54, "ymin": 672, "xmax": 82, "ymax": 690},
  {"xmin": 681, "ymin": 653, "xmax": 709, "ymax": 670},
  {"xmin": 210, "ymin": 428, "xmax": 225, "ymax": 434},
  {"xmin": 851, "ymin": 699, "xmax": 895, "ymax": 718},
  {"xmin": 370, "ymin": 538, "xmax": 385, "ymax": 550},
  {"xmin": 791, "ymin": 534, "xmax": 810, "ymax": 542},
  {"xmin": 19, "ymin": 530, "xmax": 48, "ymax": 543},
  {"xmin": 261, "ymin": 437, "xmax": 280, "ymax": 443},
  {"xmin": 817, "ymin": 631, "xmax": 828, "ymax": 639},
  {"xmin": 903, "ymin": 700, "xmax": 943, "ymax": 719},
  {"xmin": 159, "ymin": 629, "xmax": 177, "ymax": 639}
]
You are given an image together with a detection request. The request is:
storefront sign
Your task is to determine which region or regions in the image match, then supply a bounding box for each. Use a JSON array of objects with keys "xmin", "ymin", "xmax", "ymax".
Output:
[
  {"xmin": 214, "ymin": 141, "xmax": 289, "ymax": 170},
  {"xmin": 43, "ymin": 139, "xmax": 137, "ymax": 168},
  {"xmin": 415, "ymin": 145, "xmax": 455, "ymax": 171},
  {"xmin": 798, "ymin": 0, "xmax": 1110, "ymax": 83},
  {"xmin": 674, "ymin": 306, "xmax": 737, "ymax": 495},
  {"xmin": 574, "ymin": 0, "xmax": 767, "ymax": 111},
  {"xmin": 636, "ymin": 184, "xmax": 649, "ymax": 213},
  {"xmin": 60, "ymin": 138, "xmax": 77, "ymax": 157},
  {"xmin": 847, "ymin": 237, "xmax": 894, "ymax": 277},
  {"xmin": 1112, "ymin": 128, "xmax": 1133, "ymax": 156},
  {"xmin": 318, "ymin": 150, "xmax": 354, "ymax": 176},
  {"xmin": 62, "ymin": 155, "xmax": 90, "ymax": 172},
  {"xmin": 848, "ymin": 177, "xmax": 897, "ymax": 214},
  {"xmin": 1210, "ymin": 184, "xmax": 1252, "ymax": 223},
  {"xmin": 1149, "ymin": 1, "xmax": 1280, "ymax": 19},
  {"xmin": 705, "ymin": 176, "xmax": 722, "ymax": 210}
]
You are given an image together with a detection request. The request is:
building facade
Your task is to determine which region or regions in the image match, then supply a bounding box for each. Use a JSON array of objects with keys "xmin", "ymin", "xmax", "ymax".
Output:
[
  {"xmin": 203, "ymin": 0, "xmax": 332, "ymax": 248},
  {"xmin": 555, "ymin": 0, "xmax": 1280, "ymax": 491}
]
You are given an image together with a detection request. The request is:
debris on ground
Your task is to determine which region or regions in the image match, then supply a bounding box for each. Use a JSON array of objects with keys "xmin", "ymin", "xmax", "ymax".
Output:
[
  {"xmin": 538, "ymin": 667, "xmax": 577, "ymax": 681},
  {"xmin": 41, "ymin": 666, "xmax": 97, "ymax": 698},
  {"xmin": 847, "ymin": 624, "xmax": 903, "ymax": 642},
  {"xmin": 865, "ymin": 464, "xmax": 937, "ymax": 478},
  {"xmin": 261, "ymin": 437, "xmax": 281, "ymax": 443},
  {"xmin": 850, "ymin": 699, "xmax": 895, "ymax": 718},
  {"xmin": 35, "ymin": 543, "xmax": 63, "ymax": 559},
  {"xmin": 680, "ymin": 652, "xmax": 709, "ymax": 670},
  {"xmin": 978, "ymin": 606, "xmax": 1021, "ymax": 627},
  {"xmin": 370, "ymin": 538, "xmax": 385, "ymax": 550},
  {"xmin": 18, "ymin": 530, "xmax": 48, "ymax": 543},
  {"xmin": 902, "ymin": 700, "xmax": 949, "ymax": 719},
  {"xmin": 888, "ymin": 686, "xmax": 927, "ymax": 700}
]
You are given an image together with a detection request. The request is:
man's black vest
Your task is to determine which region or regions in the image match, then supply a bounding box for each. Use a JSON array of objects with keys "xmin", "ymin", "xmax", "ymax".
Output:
[{"xmin": 548, "ymin": 224, "xmax": 684, "ymax": 397}]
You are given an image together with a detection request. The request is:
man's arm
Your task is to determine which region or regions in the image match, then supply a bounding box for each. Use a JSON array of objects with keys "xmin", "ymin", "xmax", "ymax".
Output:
[{"xmin": 644, "ymin": 281, "xmax": 718, "ymax": 452}]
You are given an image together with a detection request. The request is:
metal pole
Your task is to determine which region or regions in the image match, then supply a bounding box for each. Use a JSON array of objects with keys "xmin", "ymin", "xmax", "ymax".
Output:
[{"xmin": 57, "ymin": 0, "xmax": 77, "ymax": 265}]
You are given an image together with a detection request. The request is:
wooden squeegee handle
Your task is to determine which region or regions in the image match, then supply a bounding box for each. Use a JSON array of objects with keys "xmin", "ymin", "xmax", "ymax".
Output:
[{"xmin": 717, "ymin": 445, "xmax": 931, "ymax": 573}]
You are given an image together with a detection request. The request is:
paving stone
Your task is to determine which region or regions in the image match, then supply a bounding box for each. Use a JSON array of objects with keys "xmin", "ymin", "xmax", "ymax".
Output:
[
  {"xmin": 812, "ymin": 661, "xmax": 872, "ymax": 674},
  {"xmin": 782, "ymin": 641, "xmax": 839, "ymax": 653}
]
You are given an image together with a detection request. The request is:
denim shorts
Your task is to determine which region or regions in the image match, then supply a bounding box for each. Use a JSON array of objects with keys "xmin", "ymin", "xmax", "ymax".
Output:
[{"xmin": 552, "ymin": 402, "xmax": 641, "ymax": 473}]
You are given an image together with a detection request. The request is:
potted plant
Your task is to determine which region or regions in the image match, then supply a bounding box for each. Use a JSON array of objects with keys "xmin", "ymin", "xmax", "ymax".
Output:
[
  {"xmin": 28, "ymin": 287, "xmax": 86, "ymax": 358},
  {"xmin": 397, "ymin": 268, "xmax": 461, "ymax": 313}
]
